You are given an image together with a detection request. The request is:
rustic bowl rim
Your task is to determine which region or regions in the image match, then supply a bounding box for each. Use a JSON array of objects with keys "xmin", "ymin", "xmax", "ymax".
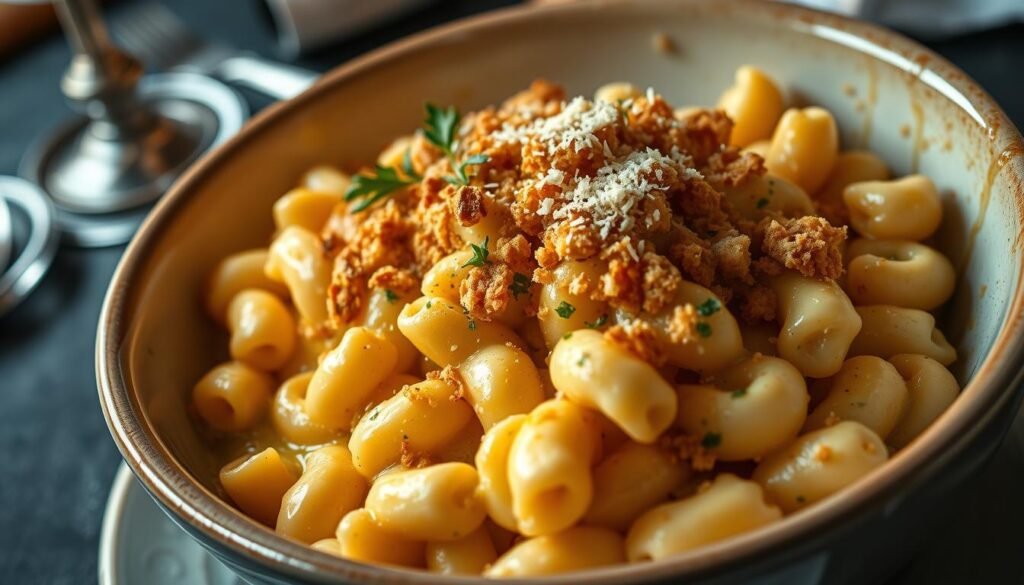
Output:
[{"xmin": 97, "ymin": 0, "xmax": 1024, "ymax": 582}]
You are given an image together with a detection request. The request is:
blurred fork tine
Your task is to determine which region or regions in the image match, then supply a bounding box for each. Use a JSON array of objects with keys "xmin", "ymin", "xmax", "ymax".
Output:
[{"xmin": 111, "ymin": 2, "xmax": 205, "ymax": 71}]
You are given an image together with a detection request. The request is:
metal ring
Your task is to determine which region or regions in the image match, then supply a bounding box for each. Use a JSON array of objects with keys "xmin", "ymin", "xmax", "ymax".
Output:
[
  {"xmin": 18, "ymin": 72, "xmax": 248, "ymax": 248},
  {"xmin": 0, "ymin": 176, "xmax": 59, "ymax": 317},
  {"xmin": 0, "ymin": 190, "xmax": 11, "ymax": 271}
]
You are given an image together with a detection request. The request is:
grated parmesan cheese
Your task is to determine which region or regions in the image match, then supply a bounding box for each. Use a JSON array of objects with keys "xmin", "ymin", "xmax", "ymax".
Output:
[
  {"xmin": 549, "ymin": 147, "xmax": 693, "ymax": 240},
  {"xmin": 493, "ymin": 97, "xmax": 621, "ymax": 155}
]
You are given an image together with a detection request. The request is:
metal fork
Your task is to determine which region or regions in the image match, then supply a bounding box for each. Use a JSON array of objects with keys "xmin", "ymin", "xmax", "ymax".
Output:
[{"xmin": 112, "ymin": 2, "xmax": 319, "ymax": 101}]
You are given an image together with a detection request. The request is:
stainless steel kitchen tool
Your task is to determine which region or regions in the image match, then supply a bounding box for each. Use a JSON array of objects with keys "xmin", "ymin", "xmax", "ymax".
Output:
[
  {"xmin": 18, "ymin": 0, "xmax": 248, "ymax": 247},
  {"xmin": 0, "ymin": 177, "xmax": 59, "ymax": 317},
  {"xmin": 112, "ymin": 2, "xmax": 318, "ymax": 101}
]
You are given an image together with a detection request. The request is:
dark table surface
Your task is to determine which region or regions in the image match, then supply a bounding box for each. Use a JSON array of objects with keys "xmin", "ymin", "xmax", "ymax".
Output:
[{"xmin": 0, "ymin": 2, "xmax": 1022, "ymax": 584}]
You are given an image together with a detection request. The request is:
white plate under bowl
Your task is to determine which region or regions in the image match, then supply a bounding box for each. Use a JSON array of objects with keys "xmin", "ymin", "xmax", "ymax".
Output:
[{"xmin": 99, "ymin": 464, "xmax": 242, "ymax": 585}]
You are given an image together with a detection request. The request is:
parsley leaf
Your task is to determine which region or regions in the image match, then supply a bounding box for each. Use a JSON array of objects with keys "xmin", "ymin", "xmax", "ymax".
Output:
[
  {"xmin": 424, "ymin": 103, "xmax": 460, "ymax": 155},
  {"xmin": 731, "ymin": 388, "xmax": 748, "ymax": 399},
  {"xmin": 696, "ymin": 322, "xmax": 713, "ymax": 338},
  {"xmin": 585, "ymin": 314, "xmax": 608, "ymax": 329},
  {"xmin": 383, "ymin": 289, "xmax": 399, "ymax": 303},
  {"xmin": 400, "ymin": 147, "xmax": 419, "ymax": 179},
  {"xmin": 461, "ymin": 237, "xmax": 491, "ymax": 268},
  {"xmin": 555, "ymin": 301, "xmax": 576, "ymax": 319},
  {"xmin": 697, "ymin": 298, "xmax": 721, "ymax": 317},
  {"xmin": 701, "ymin": 432, "xmax": 722, "ymax": 449},
  {"xmin": 445, "ymin": 153, "xmax": 490, "ymax": 186},
  {"xmin": 345, "ymin": 165, "xmax": 417, "ymax": 212},
  {"xmin": 468, "ymin": 319, "xmax": 477, "ymax": 331},
  {"xmin": 756, "ymin": 197, "xmax": 770, "ymax": 209},
  {"xmin": 509, "ymin": 272, "xmax": 532, "ymax": 299}
]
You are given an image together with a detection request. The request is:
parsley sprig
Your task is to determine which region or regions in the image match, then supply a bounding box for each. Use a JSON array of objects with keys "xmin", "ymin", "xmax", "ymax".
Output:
[
  {"xmin": 445, "ymin": 153, "xmax": 490, "ymax": 186},
  {"xmin": 345, "ymin": 102, "xmax": 490, "ymax": 212},
  {"xmin": 424, "ymin": 104, "xmax": 460, "ymax": 155},
  {"xmin": 424, "ymin": 103, "xmax": 490, "ymax": 186},
  {"xmin": 344, "ymin": 165, "xmax": 419, "ymax": 212},
  {"xmin": 461, "ymin": 237, "xmax": 491, "ymax": 268}
]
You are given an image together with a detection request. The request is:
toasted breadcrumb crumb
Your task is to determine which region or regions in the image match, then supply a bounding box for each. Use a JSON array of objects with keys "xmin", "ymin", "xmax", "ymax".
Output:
[
  {"xmin": 660, "ymin": 432, "xmax": 717, "ymax": 471},
  {"xmin": 667, "ymin": 303, "xmax": 700, "ymax": 346},
  {"xmin": 399, "ymin": 440, "xmax": 434, "ymax": 469},
  {"xmin": 604, "ymin": 320, "xmax": 666, "ymax": 366},
  {"xmin": 451, "ymin": 185, "xmax": 487, "ymax": 226},
  {"xmin": 460, "ymin": 264, "xmax": 516, "ymax": 321},
  {"xmin": 761, "ymin": 216, "xmax": 846, "ymax": 280},
  {"xmin": 367, "ymin": 266, "xmax": 418, "ymax": 295}
]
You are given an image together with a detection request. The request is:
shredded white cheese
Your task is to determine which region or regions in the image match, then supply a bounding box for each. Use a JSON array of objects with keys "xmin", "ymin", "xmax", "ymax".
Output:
[{"xmin": 493, "ymin": 97, "xmax": 621, "ymax": 155}]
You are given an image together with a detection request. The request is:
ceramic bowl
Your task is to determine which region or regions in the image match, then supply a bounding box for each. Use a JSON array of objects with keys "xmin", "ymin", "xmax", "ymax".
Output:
[{"xmin": 97, "ymin": 1, "xmax": 1024, "ymax": 583}]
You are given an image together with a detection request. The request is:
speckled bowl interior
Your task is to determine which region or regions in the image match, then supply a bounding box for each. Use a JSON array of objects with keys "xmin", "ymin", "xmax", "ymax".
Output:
[{"xmin": 99, "ymin": 1, "xmax": 1024, "ymax": 583}]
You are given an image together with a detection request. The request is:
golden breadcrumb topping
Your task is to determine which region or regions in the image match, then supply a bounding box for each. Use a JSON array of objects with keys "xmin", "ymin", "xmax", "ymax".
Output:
[
  {"xmin": 321, "ymin": 80, "xmax": 847, "ymax": 344},
  {"xmin": 604, "ymin": 320, "xmax": 666, "ymax": 366},
  {"xmin": 761, "ymin": 216, "xmax": 846, "ymax": 280}
]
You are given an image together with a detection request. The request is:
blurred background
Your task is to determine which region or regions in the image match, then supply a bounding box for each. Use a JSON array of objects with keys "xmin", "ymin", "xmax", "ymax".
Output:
[{"xmin": 0, "ymin": 1, "xmax": 1021, "ymax": 584}]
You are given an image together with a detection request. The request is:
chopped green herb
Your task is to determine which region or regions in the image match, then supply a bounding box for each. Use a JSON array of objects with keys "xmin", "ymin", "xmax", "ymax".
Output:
[
  {"xmin": 425, "ymin": 300, "xmax": 433, "ymax": 309},
  {"xmin": 576, "ymin": 352, "xmax": 590, "ymax": 367},
  {"xmin": 400, "ymin": 147, "xmax": 418, "ymax": 178},
  {"xmin": 756, "ymin": 197, "xmax": 770, "ymax": 209},
  {"xmin": 853, "ymin": 401, "xmax": 867, "ymax": 408},
  {"xmin": 585, "ymin": 314, "xmax": 609, "ymax": 329},
  {"xmin": 696, "ymin": 322, "xmax": 713, "ymax": 338},
  {"xmin": 696, "ymin": 298, "xmax": 721, "ymax": 317},
  {"xmin": 468, "ymin": 319, "xmax": 477, "ymax": 331},
  {"xmin": 344, "ymin": 165, "xmax": 418, "ymax": 212},
  {"xmin": 555, "ymin": 301, "xmax": 576, "ymax": 319},
  {"xmin": 423, "ymin": 103, "xmax": 460, "ymax": 155},
  {"xmin": 402, "ymin": 433, "xmax": 409, "ymax": 440},
  {"xmin": 701, "ymin": 432, "xmax": 722, "ymax": 449},
  {"xmin": 368, "ymin": 409, "xmax": 380, "ymax": 421},
  {"xmin": 445, "ymin": 153, "xmax": 490, "ymax": 186},
  {"xmin": 767, "ymin": 178, "xmax": 776, "ymax": 196},
  {"xmin": 509, "ymin": 272, "xmax": 532, "ymax": 299},
  {"xmin": 461, "ymin": 236, "xmax": 491, "ymax": 268},
  {"xmin": 383, "ymin": 289, "xmax": 399, "ymax": 303},
  {"xmin": 796, "ymin": 495, "xmax": 806, "ymax": 504},
  {"xmin": 563, "ymin": 332, "xmax": 573, "ymax": 340},
  {"xmin": 731, "ymin": 388, "xmax": 748, "ymax": 399}
]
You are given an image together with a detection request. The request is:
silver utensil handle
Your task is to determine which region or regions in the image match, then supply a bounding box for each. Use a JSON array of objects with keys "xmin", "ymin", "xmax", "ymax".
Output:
[{"xmin": 214, "ymin": 55, "xmax": 318, "ymax": 101}]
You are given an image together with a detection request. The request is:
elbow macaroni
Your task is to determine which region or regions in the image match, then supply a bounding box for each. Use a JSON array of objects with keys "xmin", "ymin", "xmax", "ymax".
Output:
[
  {"xmin": 205, "ymin": 249, "xmax": 288, "ymax": 322},
  {"xmin": 549, "ymin": 329, "xmax": 677, "ymax": 443},
  {"xmin": 718, "ymin": 65, "xmax": 785, "ymax": 148},
  {"xmin": 771, "ymin": 272, "xmax": 862, "ymax": 378},
  {"xmin": 676, "ymin": 356, "xmax": 808, "ymax": 461},
  {"xmin": 486, "ymin": 526, "xmax": 625, "ymax": 577},
  {"xmin": 226, "ymin": 289, "xmax": 296, "ymax": 371},
  {"xmin": 626, "ymin": 474, "xmax": 782, "ymax": 561},
  {"xmin": 753, "ymin": 421, "xmax": 888, "ymax": 512},
  {"xmin": 508, "ymin": 400, "xmax": 598, "ymax": 536},
  {"xmin": 365, "ymin": 462, "xmax": 487, "ymax": 541},
  {"xmin": 804, "ymin": 356, "xmax": 908, "ymax": 439},
  {"xmin": 193, "ymin": 361, "xmax": 273, "ymax": 432},
  {"xmin": 277, "ymin": 445, "xmax": 368, "ymax": 544},
  {"xmin": 886, "ymin": 354, "xmax": 960, "ymax": 449},
  {"xmin": 765, "ymin": 107, "xmax": 839, "ymax": 194},
  {"xmin": 845, "ymin": 239, "xmax": 955, "ymax": 310},
  {"xmin": 843, "ymin": 175, "xmax": 942, "ymax": 241},
  {"xmin": 849, "ymin": 305, "xmax": 957, "ymax": 365}
]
